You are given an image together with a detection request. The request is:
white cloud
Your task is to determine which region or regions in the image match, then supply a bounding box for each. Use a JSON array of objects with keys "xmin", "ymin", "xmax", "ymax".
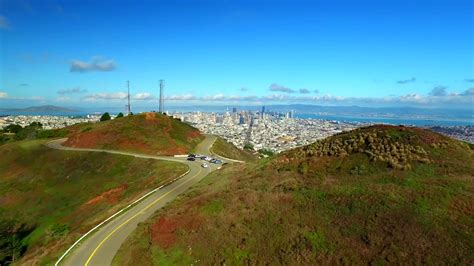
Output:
[
  {"xmin": 83, "ymin": 92, "xmax": 127, "ymax": 101},
  {"xmin": 133, "ymin": 93, "xmax": 155, "ymax": 100},
  {"xmin": 429, "ymin": 86, "xmax": 447, "ymax": 96},
  {"xmin": 269, "ymin": 83, "xmax": 296, "ymax": 93},
  {"xmin": 0, "ymin": 92, "xmax": 44, "ymax": 101},
  {"xmin": 70, "ymin": 56, "xmax": 116, "ymax": 72},
  {"xmin": 166, "ymin": 94, "xmax": 197, "ymax": 101},
  {"xmin": 461, "ymin": 87, "xmax": 474, "ymax": 96},
  {"xmin": 78, "ymin": 87, "xmax": 473, "ymax": 108}
]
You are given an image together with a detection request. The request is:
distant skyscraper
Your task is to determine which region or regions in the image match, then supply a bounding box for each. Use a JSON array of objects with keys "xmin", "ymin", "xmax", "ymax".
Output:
[
  {"xmin": 232, "ymin": 107, "xmax": 237, "ymax": 113},
  {"xmin": 239, "ymin": 114, "xmax": 245, "ymax": 125},
  {"xmin": 159, "ymin": 79, "xmax": 165, "ymax": 113}
]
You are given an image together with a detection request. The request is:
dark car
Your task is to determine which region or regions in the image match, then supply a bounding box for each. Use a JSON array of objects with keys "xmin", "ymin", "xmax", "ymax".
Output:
[{"xmin": 187, "ymin": 157, "xmax": 196, "ymax": 161}]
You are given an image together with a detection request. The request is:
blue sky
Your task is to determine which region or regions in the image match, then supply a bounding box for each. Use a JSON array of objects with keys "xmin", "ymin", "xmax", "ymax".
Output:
[{"xmin": 0, "ymin": 0, "xmax": 473, "ymax": 109}]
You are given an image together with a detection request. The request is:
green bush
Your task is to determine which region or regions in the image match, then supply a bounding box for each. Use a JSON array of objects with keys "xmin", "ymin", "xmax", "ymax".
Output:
[
  {"xmin": 244, "ymin": 143, "xmax": 254, "ymax": 150},
  {"xmin": 100, "ymin": 112, "xmax": 111, "ymax": 122}
]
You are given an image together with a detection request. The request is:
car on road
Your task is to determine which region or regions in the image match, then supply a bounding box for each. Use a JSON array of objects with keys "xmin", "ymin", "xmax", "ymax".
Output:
[
  {"xmin": 201, "ymin": 163, "xmax": 209, "ymax": 168},
  {"xmin": 187, "ymin": 157, "xmax": 196, "ymax": 161},
  {"xmin": 201, "ymin": 156, "xmax": 212, "ymax": 161},
  {"xmin": 210, "ymin": 159, "xmax": 223, "ymax": 164}
]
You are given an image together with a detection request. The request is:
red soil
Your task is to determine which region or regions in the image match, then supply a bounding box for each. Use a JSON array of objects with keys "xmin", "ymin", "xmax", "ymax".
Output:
[
  {"xmin": 186, "ymin": 130, "xmax": 201, "ymax": 141},
  {"xmin": 0, "ymin": 193, "xmax": 22, "ymax": 207},
  {"xmin": 85, "ymin": 184, "xmax": 128, "ymax": 206},
  {"xmin": 145, "ymin": 112, "xmax": 157, "ymax": 121},
  {"xmin": 150, "ymin": 214, "xmax": 203, "ymax": 249}
]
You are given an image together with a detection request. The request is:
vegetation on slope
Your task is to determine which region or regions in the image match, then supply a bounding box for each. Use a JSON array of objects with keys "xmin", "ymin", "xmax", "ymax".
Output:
[
  {"xmin": 0, "ymin": 140, "xmax": 187, "ymax": 265},
  {"xmin": 0, "ymin": 122, "xmax": 69, "ymax": 146},
  {"xmin": 211, "ymin": 137, "xmax": 258, "ymax": 162},
  {"xmin": 64, "ymin": 112, "xmax": 204, "ymax": 155},
  {"xmin": 113, "ymin": 125, "xmax": 474, "ymax": 265}
]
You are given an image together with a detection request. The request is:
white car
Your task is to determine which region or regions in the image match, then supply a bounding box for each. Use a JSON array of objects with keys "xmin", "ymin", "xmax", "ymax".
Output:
[{"xmin": 201, "ymin": 163, "xmax": 209, "ymax": 168}]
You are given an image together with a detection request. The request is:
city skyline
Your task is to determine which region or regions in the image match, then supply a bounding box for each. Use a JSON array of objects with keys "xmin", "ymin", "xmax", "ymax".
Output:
[{"xmin": 1, "ymin": 0, "xmax": 473, "ymax": 109}]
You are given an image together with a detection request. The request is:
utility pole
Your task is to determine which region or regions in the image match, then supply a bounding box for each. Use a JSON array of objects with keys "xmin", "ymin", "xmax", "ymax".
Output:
[
  {"xmin": 159, "ymin": 79, "xmax": 165, "ymax": 113},
  {"xmin": 126, "ymin": 80, "xmax": 131, "ymax": 115}
]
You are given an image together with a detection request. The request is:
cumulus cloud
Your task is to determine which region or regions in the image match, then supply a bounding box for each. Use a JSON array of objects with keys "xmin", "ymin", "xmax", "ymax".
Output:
[
  {"xmin": 133, "ymin": 93, "xmax": 155, "ymax": 100},
  {"xmin": 57, "ymin": 87, "xmax": 87, "ymax": 95},
  {"xmin": 0, "ymin": 92, "xmax": 44, "ymax": 101},
  {"xmin": 70, "ymin": 56, "xmax": 116, "ymax": 73},
  {"xmin": 429, "ymin": 86, "xmax": 447, "ymax": 96},
  {"xmin": 461, "ymin": 87, "xmax": 474, "ymax": 96},
  {"xmin": 0, "ymin": 16, "xmax": 10, "ymax": 30},
  {"xmin": 167, "ymin": 90, "xmax": 472, "ymax": 108},
  {"xmin": 78, "ymin": 86, "xmax": 473, "ymax": 108},
  {"xmin": 83, "ymin": 92, "xmax": 127, "ymax": 101},
  {"xmin": 397, "ymin": 77, "xmax": 416, "ymax": 84},
  {"xmin": 299, "ymin": 88, "xmax": 311, "ymax": 94},
  {"xmin": 166, "ymin": 94, "xmax": 197, "ymax": 101},
  {"xmin": 269, "ymin": 83, "xmax": 295, "ymax": 93}
]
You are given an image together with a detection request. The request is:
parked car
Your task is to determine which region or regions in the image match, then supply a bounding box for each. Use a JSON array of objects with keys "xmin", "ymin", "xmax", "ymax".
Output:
[
  {"xmin": 201, "ymin": 163, "xmax": 209, "ymax": 168},
  {"xmin": 187, "ymin": 157, "xmax": 196, "ymax": 161}
]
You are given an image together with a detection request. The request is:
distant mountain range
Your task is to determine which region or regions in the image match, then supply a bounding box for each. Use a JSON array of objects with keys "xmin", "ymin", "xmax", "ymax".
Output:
[{"xmin": 0, "ymin": 105, "xmax": 77, "ymax": 112}]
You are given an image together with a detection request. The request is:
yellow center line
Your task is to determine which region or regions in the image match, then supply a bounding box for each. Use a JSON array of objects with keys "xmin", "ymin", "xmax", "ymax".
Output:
[{"xmin": 84, "ymin": 165, "xmax": 203, "ymax": 266}]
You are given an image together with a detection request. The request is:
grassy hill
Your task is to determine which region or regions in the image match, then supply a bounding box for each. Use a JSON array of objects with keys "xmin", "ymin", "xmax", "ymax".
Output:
[
  {"xmin": 113, "ymin": 125, "xmax": 474, "ymax": 265},
  {"xmin": 64, "ymin": 113, "xmax": 204, "ymax": 155},
  {"xmin": 0, "ymin": 139, "xmax": 187, "ymax": 265},
  {"xmin": 211, "ymin": 137, "xmax": 258, "ymax": 162}
]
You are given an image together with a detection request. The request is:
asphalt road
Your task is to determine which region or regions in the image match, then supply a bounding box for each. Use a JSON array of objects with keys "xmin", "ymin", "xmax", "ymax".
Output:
[{"xmin": 45, "ymin": 135, "xmax": 220, "ymax": 266}]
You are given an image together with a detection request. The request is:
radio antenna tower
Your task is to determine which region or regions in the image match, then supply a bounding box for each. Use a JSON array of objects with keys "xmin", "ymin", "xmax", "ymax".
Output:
[
  {"xmin": 159, "ymin": 79, "xmax": 165, "ymax": 113},
  {"xmin": 126, "ymin": 80, "xmax": 131, "ymax": 115}
]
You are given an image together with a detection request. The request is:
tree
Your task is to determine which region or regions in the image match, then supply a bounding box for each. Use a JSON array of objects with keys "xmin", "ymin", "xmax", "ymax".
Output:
[
  {"xmin": 100, "ymin": 112, "xmax": 111, "ymax": 122},
  {"xmin": 116, "ymin": 112, "xmax": 124, "ymax": 118},
  {"xmin": 258, "ymin": 149, "xmax": 274, "ymax": 157},
  {"xmin": 243, "ymin": 143, "xmax": 254, "ymax": 150},
  {"xmin": 3, "ymin": 124, "xmax": 22, "ymax": 134},
  {"xmin": 28, "ymin": 122, "xmax": 42, "ymax": 129}
]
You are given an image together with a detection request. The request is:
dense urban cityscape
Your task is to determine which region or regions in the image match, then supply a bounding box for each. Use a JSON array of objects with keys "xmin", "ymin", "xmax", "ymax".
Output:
[{"xmin": 1, "ymin": 108, "xmax": 473, "ymax": 154}]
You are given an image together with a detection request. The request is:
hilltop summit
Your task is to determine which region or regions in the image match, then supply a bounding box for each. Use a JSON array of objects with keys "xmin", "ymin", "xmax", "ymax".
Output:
[{"xmin": 64, "ymin": 112, "xmax": 204, "ymax": 155}]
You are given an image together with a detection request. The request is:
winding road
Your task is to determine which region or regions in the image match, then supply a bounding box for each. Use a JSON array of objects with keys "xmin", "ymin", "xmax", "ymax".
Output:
[{"xmin": 46, "ymin": 135, "xmax": 220, "ymax": 266}]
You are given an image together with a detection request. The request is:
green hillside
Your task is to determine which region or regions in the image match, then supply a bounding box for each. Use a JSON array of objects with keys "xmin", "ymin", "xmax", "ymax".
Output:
[
  {"xmin": 0, "ymin": 140, "xmax": 187, "ymax": 265},
  {"xmin": 211, "ymin": 137, "xmax": 258, "ymax": 162},
  {"xmin": 64, "ymin": 112, "xmax": 204, "ymax": 155},
  {"xmin": 113, "ymin": 125, "xmax": 474, "ymax": 265}
]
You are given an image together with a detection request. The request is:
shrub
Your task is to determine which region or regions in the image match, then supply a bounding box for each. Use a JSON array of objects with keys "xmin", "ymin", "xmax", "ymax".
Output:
[
  {"xmin": 244, "ymin": 143, "xmax": 254, "ymax": 150},
  {"xmin": 116, "ymin": 112, "xmax": 124, "ymax": 118},
  {"xmin": 100, "ymin": 112, "xmax": 111, "ymax": 122}
]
